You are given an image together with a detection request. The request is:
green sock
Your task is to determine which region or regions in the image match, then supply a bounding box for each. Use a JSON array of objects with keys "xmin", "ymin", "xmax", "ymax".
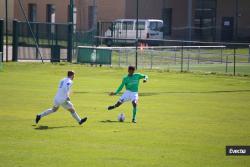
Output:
[{"xmin": 132, "ymin": 107, "xmax": 137, "ymax": 120}]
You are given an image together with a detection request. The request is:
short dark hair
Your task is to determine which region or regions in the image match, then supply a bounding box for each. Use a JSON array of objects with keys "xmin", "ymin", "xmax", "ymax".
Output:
[
  {"xmin": 128, "ymin": 66, "xmax": 135, "ymax": 71},
  {"xmin": 67, "ymin": 70, "xmax": 75, "ymax": 77}
]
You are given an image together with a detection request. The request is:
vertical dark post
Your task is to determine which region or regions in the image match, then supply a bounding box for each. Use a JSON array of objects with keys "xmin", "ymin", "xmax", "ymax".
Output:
[
  {"xmin": 0, "ymin": 19, "xmax": 3, "ymax": 62},
  {"xmin": 187, "ymin": 0, "xmax": 193, "ymax": 41},
  {"xmin": 135, "ymin": 0, "xmax": 139, "ymax": 69},
  {"xmin": 67, "ymin": 23, "xmax": 73, "ymax": 62},
  {"xmin": 197, "ymin": 47, "xmax": 200, "ymax": 64},
  {"xmin": 96, "ymin": 22, "xmax": 100, "ymax": 46},
  {"xmin": 69, "ymin": 0, "xmax": 74, "ymax": 23},
  {"xmin": 55, "ymin": 24, "xmax": 58, "ymax": 46},
  {"xmin": 225, "ymin": 55, "xmax": 228, "ymax": 73},
  {"xmin": 220, "ymin": 47, "xmax": 223, "ymax": 63},
  {"xmin": 36, "ymin": 23, "xmax": 39, "ymax": 59},
  {"xmin": 248, "ymin": 45, "xmax": 250, "ymax": 63},
  {"xmin": 12, "ymin": 20, "xmax": 19, "ymax": 62},
  {"xmin": 181, "ymin": 42, "xmax": 184, "ymax": 72},
  {"xmin": 235, "ymin": 0, "xmax": 239, "ymax": 40},
  {"xmin": 233, "ymin": 47, "xmax": 236, "ymax": 76},
  {"xmin": 5, "ymin": 0, "xmax": 8, "ymax": 62},
  {"xmin": 68, "ymin": 0, "xmax": 74, "ymax": 62},
  {"xmin": 187, "ymin": 50, "xmax": 190, "ymax": 71}
]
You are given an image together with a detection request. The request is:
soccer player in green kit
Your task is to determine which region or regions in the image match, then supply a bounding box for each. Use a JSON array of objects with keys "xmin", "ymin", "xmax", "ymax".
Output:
[{"xmin": 108, "ymin": 66, "xmax": 148, "ymax": 123}]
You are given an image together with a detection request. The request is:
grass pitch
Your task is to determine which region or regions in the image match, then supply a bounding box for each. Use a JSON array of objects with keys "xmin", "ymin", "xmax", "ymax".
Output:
[{"xmin": 0, "ymin": 63, "xmax": 250, "ymax": 167}]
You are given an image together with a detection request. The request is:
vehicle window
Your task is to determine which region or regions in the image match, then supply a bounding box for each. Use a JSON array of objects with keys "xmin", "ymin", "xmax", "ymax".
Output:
[
  {"xmin": 113, "ymin": 22, "xmax": 122, "ymax": 30},
  {"xmin": 122, "ymin": 21, "xmax": 134, "ymax": 30},
  {"xmin": 149, "ymin": 22, "xmax": 163, "ymax": 31},
  {"xmin": 138, "ymin": 21, "xmax": 145, "ymax": 30}
]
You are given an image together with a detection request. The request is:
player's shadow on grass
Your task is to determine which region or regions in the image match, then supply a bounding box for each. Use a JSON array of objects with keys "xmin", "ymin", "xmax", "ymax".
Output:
[
  {"xmin": 73, "ymin": 91, "xmax": 90, "ymax": 94},
  {"xmin": 139, "ymin": 92, "xmax": 161, "ymax": 96},
  {"xmin": 100, "ymin": 120, "xmax": 131, "ymax": 124},
  {"xmin": 33, "ymin": 125, "xmax": 79, "ymax": 130}
]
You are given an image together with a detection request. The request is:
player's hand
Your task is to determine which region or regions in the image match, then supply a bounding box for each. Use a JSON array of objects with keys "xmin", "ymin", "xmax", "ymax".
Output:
[
  {"xmin": 109, "ymin": 92, "xmax": 115, "ymax": 96},
  {"xmin": 143, "ymin": 79, "xmax": 147, "ymax": 83}
]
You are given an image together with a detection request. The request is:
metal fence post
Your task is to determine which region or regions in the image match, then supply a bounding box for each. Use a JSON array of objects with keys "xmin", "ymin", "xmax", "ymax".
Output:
[
  {"xmin": 248, "ymin": 45, "xmax": 250, "ymax": 63},
  {"xmin": 150, "ymin": 51, "xmax": 153, "ymax": 69},
  {"xmin": 118, "ymin": 50, "xmax": 121, "ymax": 67},
  {"xmin": 181, "ymin": 42, "xmax": 184, "ymax": 72},
  {"xmin": 174, "ymin": 47, "xmax": 177, "ymax": 64},
  {"xmin": 67, "ymin": 22, "xmax": 73, "ymax": 62},
  {"xmin": 96, "ymin": 22, "xmax": 100, "ymax": 46},
  {"xmin": 12, "ymin": 20, "xmax": 19, "ymax": 62},
  {"xmin": 35, "ymin": 23, "xmax": 39, "ymax": 59},
  {"xmin": 197, "ymin": 46, "xmax": 200, "ymax": 64},
  {"xmin": 126, "ymin": 50, "xmax": 128, "ymax": 66},
  {"xmin": 233, "ymin": 47, "xmax": 236, "ymax": 76},
  {"xmin": 225, "ymin": 55, "xmax": 228, "ymax": 73},
  {"xmin": 220, "ymin": 47, "xmax": 223, "ymax": 63},
  {"xmin": 0, "ymin": 19, "xmax": 3, "ymax": 62}
]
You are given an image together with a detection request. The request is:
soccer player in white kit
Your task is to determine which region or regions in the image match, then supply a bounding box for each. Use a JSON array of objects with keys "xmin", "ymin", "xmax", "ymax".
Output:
[{"xmin": 35, "ymin": 71, "xmax": 87, "ymax": 125}]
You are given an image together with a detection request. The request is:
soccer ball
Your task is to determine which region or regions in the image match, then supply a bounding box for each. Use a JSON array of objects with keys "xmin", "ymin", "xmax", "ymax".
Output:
[{"xmin": 118, "ymin": 113, "xmax": 125, "ymax": 122}]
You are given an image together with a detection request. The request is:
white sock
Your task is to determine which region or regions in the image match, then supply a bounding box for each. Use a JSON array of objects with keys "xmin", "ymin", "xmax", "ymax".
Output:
[
  {"xmin": 39, "ymin": 109, "xmax": 55, "ymax": 118},
  {"xmin": 71, "ymin": 112, "xmax": 81, "ymax": 123}
]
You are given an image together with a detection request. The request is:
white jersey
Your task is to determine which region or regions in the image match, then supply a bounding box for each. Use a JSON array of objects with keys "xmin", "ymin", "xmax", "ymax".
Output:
[{"xmin": 54, "ymin": 77, "xmax": 73, "ymax": 103}]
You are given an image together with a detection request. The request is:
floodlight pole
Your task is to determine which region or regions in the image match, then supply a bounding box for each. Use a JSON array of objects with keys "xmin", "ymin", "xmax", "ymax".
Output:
[
  {"xmin": 5, "ymin": 0, "xmax": 8, "ymax": 62},
  {"xmin": 187, "ymin": 0, "xmax": 193, "ymax": 41},
  {"xmin": 235, "ymin": 0, "xmax": 239, "ymax": 40},
  {"xmin": 93, "ymin": 0, "xmax": 97, "ymax": 29},
  {"xmin": 70, "ymin": 0, "xmax": 74, "ymax": 23},
  {"xmin": 68, "ymin": 0, "xmax": 74, "ymax": 62},
  {"xmin": 135, "ymin": 0, "xmax": 139, "ymax": 69}
]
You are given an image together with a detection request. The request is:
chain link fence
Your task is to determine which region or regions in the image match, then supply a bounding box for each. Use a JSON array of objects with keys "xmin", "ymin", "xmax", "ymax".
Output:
[{"xmin": 77, "ymin": 41, "xmax": 250, "ymax": 75}]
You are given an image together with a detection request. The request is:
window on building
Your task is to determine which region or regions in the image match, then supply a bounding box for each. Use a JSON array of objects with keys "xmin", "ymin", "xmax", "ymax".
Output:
[
  {"xmin": 194, "ymin": 0, "xmax": 217, "ymax": 41},
  {"xmin": 28, "ymin": 3, "xmax": 37, "ymax": 22},
  {"xmin": 46, "ymin": 4, "xmax": 56, "ymax": 23}
]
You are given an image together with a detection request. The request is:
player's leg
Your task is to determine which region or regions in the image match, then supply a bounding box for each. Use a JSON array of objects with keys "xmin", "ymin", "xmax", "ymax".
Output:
[
  {"xmin": 131, "ymin": 101, "xmax": 137, "ymax": 123},
  {"xmin": 108, "ymin": 91, "xmax": 129, "ymax": 110},
  {"xmin": 63, "ymin": 101, "xmax": 87, "ymax": 125},
  {"xmin": 36, "ymin": 106, "xmax": 59, "ymax": 124},
  {"xmin": 108, "ymin": 101, "xmax": 123, "ymax": 110},
  {"xmin": 131, "ymin": 92, "xmax": 139, "ymax": 123}
]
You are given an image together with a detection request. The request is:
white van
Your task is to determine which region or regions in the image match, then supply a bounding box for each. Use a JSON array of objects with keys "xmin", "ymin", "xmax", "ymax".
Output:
[{"xmin": 104, "ymin": 19, "xmax": 164, "ymax": 46}]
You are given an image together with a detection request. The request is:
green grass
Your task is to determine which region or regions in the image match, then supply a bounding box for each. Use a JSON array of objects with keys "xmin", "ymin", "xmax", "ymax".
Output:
[{"xmin": 0, "ymin": 63, "xmax": 250, "ymax": 167}]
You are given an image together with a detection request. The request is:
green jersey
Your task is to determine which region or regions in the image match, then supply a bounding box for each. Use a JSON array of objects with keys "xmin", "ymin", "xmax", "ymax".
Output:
[{"xmin": 115, "ymin": 73, "xmax": 148, "ymax": 95}]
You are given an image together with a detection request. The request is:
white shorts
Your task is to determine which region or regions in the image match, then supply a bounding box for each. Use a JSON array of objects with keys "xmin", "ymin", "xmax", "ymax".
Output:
[
  {"xmin": 119, "ymin": 90, "xmax": 139, "ymax": 103},
  {"xmin": 54, "ymin": 99, "xmax": 74, "ymax": 110}
]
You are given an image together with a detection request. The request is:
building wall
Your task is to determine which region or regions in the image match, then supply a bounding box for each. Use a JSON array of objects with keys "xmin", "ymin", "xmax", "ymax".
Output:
[
  {"xmin": 8, "ymin": 0, "xmax": 250, "ymax": 41},
  {"xmin": 216, "ymin": 0, "xmax": 235, "ymax": 41},
  {"xmin": 125, "ymin": 0, "xmax": 163, "ymax": 19},
  {"xmin": 237, "ymin": 0, "xmax": 250, "ymax": 39},
  {"xmin": 14, "ymin": 0, "xmax": 70, "ymax": 23},
  {"xmin": 163, "ymin": 0, "xmax": 193, "ymax": 40},
  {"xmin": 13, "ymin": 0, "xmax": 126, "ymax": 31},
  {"xmin": 77, "ymin": 0, "xmax": 126, "ymax": 30},
  {"xmin": 97, "ymin": 0, "xmax": 126, "ymax": 21},
  {"xmin": 164, "ymin": 0, "xmax": 250, "ymax": 41},
  {"xmin": 216, "ymin": 0, "xmax": 250, "ymax": 41}
]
